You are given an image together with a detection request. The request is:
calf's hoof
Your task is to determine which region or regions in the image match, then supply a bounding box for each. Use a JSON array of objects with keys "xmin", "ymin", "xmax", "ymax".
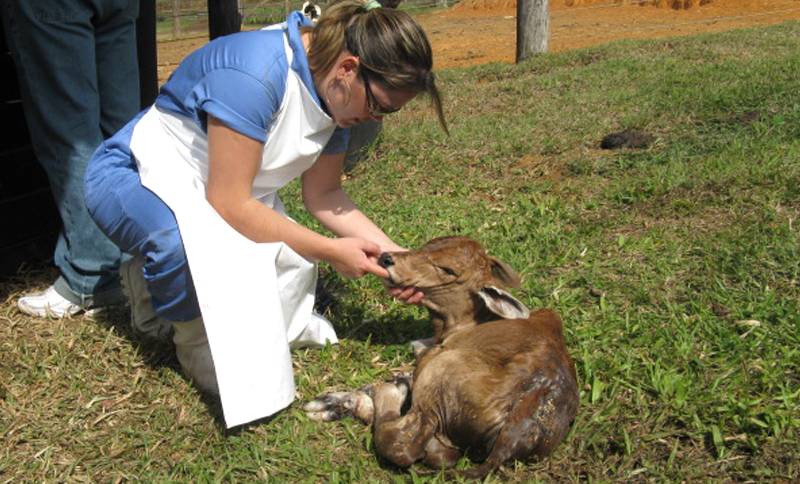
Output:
[{"xmin": 303, "ymin": 390, "xmax": 375, "ymax": 424}]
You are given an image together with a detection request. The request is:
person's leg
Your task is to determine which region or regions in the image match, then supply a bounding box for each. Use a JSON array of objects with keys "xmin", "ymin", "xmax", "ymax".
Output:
[
  {"xmin": 84, "ymin": 146, "xmax": 201, "ymax": 322},
  {"xmin": 85, "ymin": 145, "xmax": 217, "ymax": 393},
  {"xmin": 93, "ymin": 0, "xmax": 140, "ymax": 138},
  {"xmin": 172, "ymin": 318, "xmax": 219, "ymax": 395},
  {"xmin": 0, "ymin": 0, "xmax": 126, "ymax": 310}
]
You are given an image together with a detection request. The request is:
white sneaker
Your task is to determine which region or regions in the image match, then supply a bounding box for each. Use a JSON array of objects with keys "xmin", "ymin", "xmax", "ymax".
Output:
[{"xmin": 17, "ymin": 285, "xmax": 83, "ymax": 318}]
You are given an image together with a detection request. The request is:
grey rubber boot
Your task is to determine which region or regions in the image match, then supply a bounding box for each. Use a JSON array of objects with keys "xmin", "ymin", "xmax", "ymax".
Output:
[
  {"xmin": 119, "ymin": 256, "xmax": 173, "ymax": 341},
  {"xmin": 172, "ymin": 318, "xmax": 219, "ymax": 395}
]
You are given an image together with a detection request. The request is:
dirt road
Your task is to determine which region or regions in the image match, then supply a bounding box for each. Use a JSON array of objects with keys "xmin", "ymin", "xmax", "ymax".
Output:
[{"xmin": 157, "ymin": 0, "xmax": 800, "ymax": 81}]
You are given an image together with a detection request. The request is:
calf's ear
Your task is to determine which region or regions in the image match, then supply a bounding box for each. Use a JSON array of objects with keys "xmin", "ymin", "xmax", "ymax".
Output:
[
  {"xmin": 477, "ymin": 286, "xmax": 530, "ymax": 320},
  {"xmin": 489, "ymin": 256, "xmax": 522, "ymax": 288}
]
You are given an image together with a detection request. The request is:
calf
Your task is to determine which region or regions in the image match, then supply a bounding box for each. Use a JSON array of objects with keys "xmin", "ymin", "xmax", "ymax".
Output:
[
  {"xmin": 301, "ymin": 1, "xmax": 321, "ymax": 24},
  {"xmin": 304, "ymin": 237, "xmax": 579, "ymax": 478}
]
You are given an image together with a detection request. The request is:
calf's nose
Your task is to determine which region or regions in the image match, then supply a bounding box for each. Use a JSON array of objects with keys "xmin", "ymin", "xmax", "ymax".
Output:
[{"xmin": 378, "ymin": 253, "xmax": 394, "ymax": 268}]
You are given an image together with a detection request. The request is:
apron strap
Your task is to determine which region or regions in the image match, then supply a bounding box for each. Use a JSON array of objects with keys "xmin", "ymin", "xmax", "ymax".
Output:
[{"xmin": 283, "ymin": 31, "xmax": 294, "ymax": 64}]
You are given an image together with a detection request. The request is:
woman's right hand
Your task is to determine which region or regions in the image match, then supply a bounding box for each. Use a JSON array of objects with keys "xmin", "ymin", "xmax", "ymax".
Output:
[{"xmin": 327, "ymin": 237, "xmax": 390, "ymax": 279}]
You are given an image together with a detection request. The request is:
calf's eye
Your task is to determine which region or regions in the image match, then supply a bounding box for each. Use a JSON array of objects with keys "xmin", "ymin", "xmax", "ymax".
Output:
[{"xmin": 437, "ymin": 266, "xmax": 458, "ymax": 277}]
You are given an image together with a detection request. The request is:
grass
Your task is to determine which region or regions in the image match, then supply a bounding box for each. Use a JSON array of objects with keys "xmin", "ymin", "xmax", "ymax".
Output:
[{"xmin": 2, "ymin": 21, "xmax": 800, "ymax": 481}]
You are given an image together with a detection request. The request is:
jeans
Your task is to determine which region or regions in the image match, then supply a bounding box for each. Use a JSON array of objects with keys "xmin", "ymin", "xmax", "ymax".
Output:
[
  {"xmin": 84, "ymin": 114, "xmax": 202, "ymax": 322},
  {"xmin": 1, "ymin": 0, "xmax": 140, "ymax": 306}
]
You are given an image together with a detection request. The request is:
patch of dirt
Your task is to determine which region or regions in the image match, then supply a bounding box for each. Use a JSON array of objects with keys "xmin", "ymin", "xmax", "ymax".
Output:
[
  {"xmin": 600, "ymin": 129, "xmax": 655, "ymax": 149},
  {"xmin": 425, "ymin": 0, "xmax": 800, "ymax": 69},
  {"xmin": 157, "ymin": 0, "xmax": 800, "ymax": 81}
]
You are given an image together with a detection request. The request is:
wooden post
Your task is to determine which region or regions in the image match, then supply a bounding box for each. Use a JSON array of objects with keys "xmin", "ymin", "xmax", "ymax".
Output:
[
  {"xmin": 208, "ymin": 0, "xmax": 242, "ymax": 40},
  {"xmin": 137, "ymin": 0, "xmax": 158, "ymax": 107},
  {"xmin": 172, "ymin": 0, "xmax": 181, "ymax": 39},
  {"xmin": 516, "ymin": 0, "xmax": 549, "ymax": 63}
]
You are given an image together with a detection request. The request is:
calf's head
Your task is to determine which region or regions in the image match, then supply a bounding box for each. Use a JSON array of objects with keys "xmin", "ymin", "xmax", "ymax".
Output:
[{"xmin": 378, "ymin": 237, "xmax": 530, "ymax": 339}]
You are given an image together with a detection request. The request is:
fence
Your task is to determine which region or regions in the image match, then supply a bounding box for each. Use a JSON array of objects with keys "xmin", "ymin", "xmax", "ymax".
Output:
[
  {"xmin": 153, "ymin": 0, "xmax": 800, "ymax": 72},
  {"xmin": 155, "ymin": 0, "xmax": 443, "ymax": 41},
  {"xmin": 156, "ymin": 0, "xmax": 800, "ymax": 44}
]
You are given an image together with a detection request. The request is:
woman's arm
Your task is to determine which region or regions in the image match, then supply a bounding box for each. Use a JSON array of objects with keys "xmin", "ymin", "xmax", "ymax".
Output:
[
  {"xmin": 301, "ymin": 151, "xmax": 403, "ymax": 252},
  {"xmin": 204, "ymin": 116, "xmax": 387, "ymax": 278},
  {"xmin": 302, "ymin": 149, "xmax": 424, "ymax": 304}
]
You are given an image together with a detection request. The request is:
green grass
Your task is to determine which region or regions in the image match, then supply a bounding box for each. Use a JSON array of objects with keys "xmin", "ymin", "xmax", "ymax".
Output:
[{"xmin": 2, "ymin": 22, "xmax": 800, "ymax": 481}]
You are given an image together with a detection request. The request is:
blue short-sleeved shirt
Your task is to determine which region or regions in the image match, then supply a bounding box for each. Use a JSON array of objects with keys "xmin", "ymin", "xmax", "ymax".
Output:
[{"xmin": 155, "ymin": 11, "xmax": 348, "ymax": 154}]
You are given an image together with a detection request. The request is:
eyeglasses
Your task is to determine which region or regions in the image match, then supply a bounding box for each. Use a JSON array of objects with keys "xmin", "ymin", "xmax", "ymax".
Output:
[{"xmin": 362, "ymin": 73, "xmax": 401, "ymax": 118}]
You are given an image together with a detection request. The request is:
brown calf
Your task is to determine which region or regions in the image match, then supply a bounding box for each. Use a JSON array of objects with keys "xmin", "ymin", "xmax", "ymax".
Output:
[{"xmin": 304, "ymin": 236, "xmax": 579, "ymax": 478}]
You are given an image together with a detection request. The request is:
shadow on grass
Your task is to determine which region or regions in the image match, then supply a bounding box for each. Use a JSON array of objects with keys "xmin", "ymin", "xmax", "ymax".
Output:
[
  {"xmin": 86, "ymin": 269, "xmax": 432, "ymax": 433},
  {"xmin": 0, "ymin": 263, "xmax": 56, "ymax": 303},
  {"xmin": 90, "ymin": 305, "xmax": 229, "ymax": 428},
  {"xmin": 1, "ymin": 263, "xmax": 228, "ymax": 428},
  {"xmin": 4, "ymin": 263, "xmax": 430, "ymax": 432},
  {"xmin": 315, "ymin": 270, "xmax": 431, "ymax": 346}
]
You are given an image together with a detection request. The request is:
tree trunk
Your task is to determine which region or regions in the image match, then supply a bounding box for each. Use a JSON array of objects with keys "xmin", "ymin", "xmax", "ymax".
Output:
[{"xmin": 516, "ymin": 0, "xmax": 549, "ymax": 63}]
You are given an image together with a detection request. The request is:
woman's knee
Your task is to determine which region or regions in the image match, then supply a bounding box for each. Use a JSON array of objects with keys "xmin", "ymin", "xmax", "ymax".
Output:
[
  {"xmin": 142, "ymin": 226, "xmax": 200, "ymax": 321},
  {"xmin": 84, "ymin": 145, "xmax": 200, "ymax": 320},
  {"xmin": 84, "ymin": 145, "xmax": 145, "ymax": 249}
]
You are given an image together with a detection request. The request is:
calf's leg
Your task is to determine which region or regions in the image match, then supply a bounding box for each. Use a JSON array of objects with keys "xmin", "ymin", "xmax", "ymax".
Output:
[
  {"xmin": 422, "ymin": 434, "xmax": 462, "ymax": 469},
  {"xmin": 372, "ymin": 380, "xmax": 432, "ymax": 468},
  {"xmin": 303, "ymin": 374, "xmax": 413, "ymax": 424},
  {"xmin": 303, "ymin": 385, "xmax": 375, "ymax": 424}
]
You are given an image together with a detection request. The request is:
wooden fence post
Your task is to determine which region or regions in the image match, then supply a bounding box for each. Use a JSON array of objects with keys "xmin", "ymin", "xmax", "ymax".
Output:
[
  {"xmin": 172, "ymin": 0, "xmax": 181, "ymax": 39},
  {"xmin": 516, "ymin": 0, "xmax": 549, "ymax": 63},
  {"xmin": 208, "ymin": 0, "xmax": 242, "ymax": 40},
  {"xmin": 137, "ymin": 0, "xmax": 158, "ymax": 107}
]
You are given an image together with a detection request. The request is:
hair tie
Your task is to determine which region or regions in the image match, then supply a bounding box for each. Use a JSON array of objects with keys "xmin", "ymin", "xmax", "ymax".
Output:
[{"xmin": 364, "ymin": 0, "xmax": 381, "ymax": 11}]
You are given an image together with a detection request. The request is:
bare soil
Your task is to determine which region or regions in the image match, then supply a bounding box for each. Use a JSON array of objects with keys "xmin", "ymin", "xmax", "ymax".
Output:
[{"xmin": 157, "ymin": 0, "xmax": 800, "ymax": 81}]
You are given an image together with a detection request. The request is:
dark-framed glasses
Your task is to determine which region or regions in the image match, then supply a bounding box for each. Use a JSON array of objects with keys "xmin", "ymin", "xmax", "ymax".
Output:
[{"xmin": 362, "ymin": 73, "xmax": 401, "ymax": 118}]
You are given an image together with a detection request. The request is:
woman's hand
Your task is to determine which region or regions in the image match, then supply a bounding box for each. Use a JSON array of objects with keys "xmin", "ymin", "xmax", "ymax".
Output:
[
  {"xmin": 387, "ymin": 286, "xmax": 425, "ymax": 305},
  {"xmin": 326, "ymin": 239, "xmax": 424, "ymax": 304},
  {"xmin": 301, "ymin": 154, "xmax": 423, "ymax": 303},
  {"xmin": 376, "ymin": 245, "xmax": 425, "ymax": 305},
  {"xmin": 327, "ymin": 237, "xmax": 389, "ymax": 279}
]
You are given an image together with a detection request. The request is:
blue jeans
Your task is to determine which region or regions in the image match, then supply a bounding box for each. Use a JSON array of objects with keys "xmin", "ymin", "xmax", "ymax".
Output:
[
  {"xmin": 84, "ymin": 113, "xmax": 202, "ymax": 322},
  {"xmin": 1, "ymin": 0, "xmax": 140, "ymax": 306}
]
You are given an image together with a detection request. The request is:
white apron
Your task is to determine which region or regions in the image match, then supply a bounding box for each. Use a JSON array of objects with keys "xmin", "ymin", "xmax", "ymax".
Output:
[{"xmin": 129, "ymin": 31, "xmax": 338, "ymax": 428}]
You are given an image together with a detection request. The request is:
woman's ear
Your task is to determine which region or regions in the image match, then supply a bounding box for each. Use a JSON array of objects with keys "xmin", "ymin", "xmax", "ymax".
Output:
[{"xmin": 335, "ymin": 55, "xmax": 360, "ymax": 82}]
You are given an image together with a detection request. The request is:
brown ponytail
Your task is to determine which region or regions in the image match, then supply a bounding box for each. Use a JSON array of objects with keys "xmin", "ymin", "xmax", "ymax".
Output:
[{"xmin": 304, "ymin": 0, "xmax": 448, "ymax": 133}]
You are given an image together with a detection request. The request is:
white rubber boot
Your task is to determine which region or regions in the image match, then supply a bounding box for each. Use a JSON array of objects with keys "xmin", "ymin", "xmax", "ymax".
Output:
[
  {"xmin": 172, "ymin": 318, "xmax": 219, "ymax": 395},
  {"xmin": 119, "ymin": 256, "xmax": 173, "ymax": 341}
]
